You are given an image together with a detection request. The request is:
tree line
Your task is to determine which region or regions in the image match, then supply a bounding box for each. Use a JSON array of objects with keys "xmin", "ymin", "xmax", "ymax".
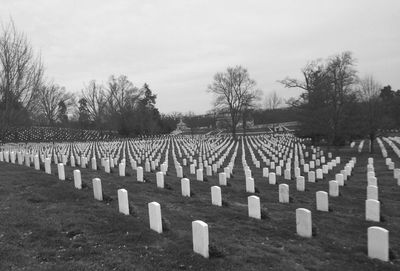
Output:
[
  {"xmin": 280, "ymin": 51, "xmax": 400, "ymax": 150},
  {"xmin": 0, "ymin": 20, "xmax": 181, "ymax": 136}
]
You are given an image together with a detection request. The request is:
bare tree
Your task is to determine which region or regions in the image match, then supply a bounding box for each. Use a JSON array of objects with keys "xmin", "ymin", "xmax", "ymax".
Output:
[
  {"xmin": 105, "ymin": 75, "xmax": 143, "ymax": 134},
  {"xmin": 265, "ymin": 91, "xmax": 283, "ymax": 110},
  {"xmin": 207, "ymin": 65, "xmax": 261, "ymax": 139},
  {"xmin": 0, "ymin": 19, "xmax": 44, "ymax": 126},
  {"xmin": 35, "ymin": 83, "xmax": 73, "ymax": 125},
  {"xmin": 280, "ymin": 52, "xmax": 358, "ymax": 145},
  {"xmin": 106, "ymin": 75, "xmax": 142, "ymax": 114},
  {"xmin": 358, "ymin": 75, "xmax": 382, "ymax": 153},
  {"xmin": 81, "ymin": 80, "xmax": 106, "ymax": 125},
  {"xmin": 359, "ymin": 75, "xmax": 381, "ymax": 101}
]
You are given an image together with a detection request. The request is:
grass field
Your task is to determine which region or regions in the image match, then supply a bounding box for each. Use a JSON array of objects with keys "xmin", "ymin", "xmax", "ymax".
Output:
[{"xmin": 1, "ymin": 143, "xmax": 400, "ymax": 270}]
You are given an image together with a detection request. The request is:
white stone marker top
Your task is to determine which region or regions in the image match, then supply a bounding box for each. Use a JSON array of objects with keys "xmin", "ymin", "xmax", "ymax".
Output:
[
  {"xmin": 192, "ymin": 220, "xmax": 209, "ymax": 258},
  {"xmin": 368, "ymin": 226, "xmax": 389, "ymax": 262},
  {"xmin": 296, "ymin": 208, "xmax": 312, "ymax": 238},
  {"xmin": 148, "ymin": 202, "xmax": 163, "ymax": 233}
]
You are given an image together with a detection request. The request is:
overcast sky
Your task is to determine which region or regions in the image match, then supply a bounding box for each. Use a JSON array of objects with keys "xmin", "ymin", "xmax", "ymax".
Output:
[{"xmin": 1, "ymin": 0, "xmax": 399, "ymax": 114}]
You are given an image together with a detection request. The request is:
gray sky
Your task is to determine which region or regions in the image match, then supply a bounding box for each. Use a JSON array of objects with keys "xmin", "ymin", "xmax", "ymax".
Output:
[{"xmin": 1, "ymin": 0, "xmax": 399, "ymax": 114}]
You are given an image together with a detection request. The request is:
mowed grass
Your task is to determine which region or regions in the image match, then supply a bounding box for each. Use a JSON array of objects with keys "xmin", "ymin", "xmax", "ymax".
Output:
[{"xmin": 1, "ymin": 143, "xmax": 400, "ymax": 270}]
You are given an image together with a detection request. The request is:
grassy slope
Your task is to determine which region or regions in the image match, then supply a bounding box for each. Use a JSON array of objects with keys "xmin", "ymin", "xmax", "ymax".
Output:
[{"xmin": 0, "ymin": 144, "xmax": 400, "ymax": 270}]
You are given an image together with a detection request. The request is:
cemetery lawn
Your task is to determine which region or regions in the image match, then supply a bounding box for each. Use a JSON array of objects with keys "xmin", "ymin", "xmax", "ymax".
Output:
[{"xmin": 1, "ymin": 145, "xmax": 400, "ymax": 270}]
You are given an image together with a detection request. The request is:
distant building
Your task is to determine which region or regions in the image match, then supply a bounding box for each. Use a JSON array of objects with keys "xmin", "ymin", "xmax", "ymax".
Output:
[
  {"xmin": 215, "ymin": 111, "xmax": 254, "ymax": 129},
  {"xmin": 176, "ymin": 119, "xmax": 189, "ymax": 131},
  {"xmin": 171, "ymin": 119, "xmax": 191, "ymax": 135}
]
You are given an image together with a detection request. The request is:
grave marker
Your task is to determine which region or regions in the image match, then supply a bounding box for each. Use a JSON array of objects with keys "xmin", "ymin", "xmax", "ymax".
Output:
[
  {"xmin": 118, "ymin": 189, "xmax": 129, "ymax": 215},
  {"xmin": 192, "ymin": 220, "xmax": 209, "ymax": 258},
  {"xmin": 156, "ymin": 172, "xmax": 164, "ymax": 188},
  {"xmin": 296, "ymin": 208, "xmax": 312, "ymax": 238},
  {"xmin": 73, "ymin": 169, "xmax": 82, "ymax": 189},
  {"xmin": 248, "ymin": 195, "xmax": 261, "ymax": 219},
  {"xmin": 211, "ymin": 186, "xmax": 222, "ymax": 206},
  {"xmin": 279, "ymin": 184, "xmax": 289, "ymax": 203},
  {"xmin": 181, "ymin": 178, "xmax": 190, "ymax": 197},
  {"xmin": 366, "ymin": 199, "xmax": 380, "ymax": 222},
  {"xmin": 219, "ymin": 172, "xmax": 227, "ymax": 186},
  {"xmin": 196, "ymin": 169, "xmax": 204, "ymax": 181},
  {"xmin": 57, "ymin": 163, "xmax": 65, "ymax": 181},
  {"xmin": 137, "ymin": 166, "xmax": 144, "ymax": 182},
  {"xmin": 92, "ymin": 178, "xmax": 103, "ymax": 201},
  {"xmin": 316, "ymin": 191, "xmax": 329, "ymax": 212},
  {"xmin": 329, "ymin": 181, "xmax": 339, "ymax": 197},
  {"xmin": 246, "ymin": 177, "xmax": 255, "ymax": 193},
  {"xmin": 367, "ymin": 185, "xmax": 378, "ymax": 201},
  {"xmin": 269, "ymin": 172, "xmax": 276, "ymax": 185},
  {"xmin": 148, "ymin": 202, "xmax": 163, "ymax": 233},
  {"xmin": 296, "ymin": 176, "xmax": 305, "ymax": 191},
  {"xmin": 368, "ymin": 226, "xmax": 389, "ymax": 262}
]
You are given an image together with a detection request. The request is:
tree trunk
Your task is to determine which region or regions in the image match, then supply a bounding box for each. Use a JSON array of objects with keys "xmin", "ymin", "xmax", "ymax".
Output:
[
  {"xmin": 230, "ymin": 112, "xmax": 237, "ymax": 140},
  {"xmin": 369, "ymin": 133, "xmax": 375, "ymax": 154}
]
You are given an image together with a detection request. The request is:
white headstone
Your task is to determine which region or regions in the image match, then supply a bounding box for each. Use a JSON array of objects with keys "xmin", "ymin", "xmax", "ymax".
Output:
[
  {"xmin": 308, "ymin": 171, "xmax": 315, "ymax": 183},
  {"xmin": 145, "ymin": 161, "xmax": 151, "ymax": 172},
  {"xmin": 246, "ymin": 177, "xmax": 255, "ymax": 193},
  {"xmin": 322, "ymin": 165, "xmax": 328, "ymax": 174},
  {"xmin": 279, "ymin": 184, "xmax": 289, "ymax": 203},
  {"xmin": 196, "ymin": 169, "xmax": 204, "ymax": 181},
  {"xmin": 119, "ymin": 163, "xmax": 126, "ymax": 177},
  {"xmin": 156, "ymin": 171, "xmax": 164, "ymax": 188},
  {"xmin": 190, "ymin": 164, "xmax": 196, "ymax": 174},
  {"xmin": 294, "ymin": 167, "xmax": 301, "ymax": 178},
  {"xmin": 329, "ymin": 181, "xmax": 339, "ymax": 197},
  {"xmin": 335, "ymin": 173, "xmax": 344, "ymax": 186},
  {"xmin": 181, "ymin": 178, "xmax": 190, "ymax": 197},
  {"xmin": 248, "ymin": 195, "xmax": 261, "ymax": 219},
  {"xmin": 211, "ymin": 186, "xmax": 222, "ymax": 206},
  {"xmin": 192, "ymin": 220, "xmax": 209, "ymax": 258},
  {"xmin": 366, "ymin": 199, "xmax": 380, "ymax": 222},
  {"xmin": 118, "ymin": 189, "xmax": 129, "ymax": 215},
  {"xmin": 206, "ymin": 165, "xmax": 212, "ymax": 176},
  {"xmin": 177, "ymin": 166, "xmax": 183, "ymax": 178},
  {"xmin": 368, "ymin": 226, "xmax": 389, "ymax": 262},
  {"xmin": 137, "ymin": 166, "xmax": 144, "ymax": 182},
  {"xmin": 92, "ymin": 178, "xmax": 103, "ymax": 201},
  {"xmin": 269, "ymin": 172, "xmax": 276, "ymax": 185},
  {"xmin": 316, "ymin": 191, "xmax": 329, "ymax": 212},
  {"xmin": 276, "ymin": 166, "xmax": 282, "ymax": 176},
  {"xmin": 219, "ymin": 172, "xmax": 227, "ymax": 186},
  {"xmin": 262, "ymin": 167, "xmax": 269, "ymax": 177},
  {"xmin": 223, "ymin": 166, "xmax": 230, "ymax": 178},
  {"xmin": 296, "ymin": 176, "xmax": 305, "ymax": 191},
  {"xmin": 70, "ymin": 155, "xmax": 76, "ymax": 167},
  {"xmin": 296, "ymin": 208, "xmax": 312, "ymax": 238},
  {"xmin": 316, "ymin": 169, "xmax": 323, "ymax": 180},
  {"xmin": 73, "ymin": 169, "xmax": 82, "ymax": 189},
  {"xmin": 367, "ymin": 185, "xmax": 378, "ymax": 201},
  {"xmin": 45, "ymin": 157, "xmax": 51, "ymax": 174},
  {"xmin": 368, "ymin": 176, "xmax": 377, "ymax": 187},
  {"xmin": 284, "ymin": 169, "xmax": 291, "ymax": 180},
  {"xmin": 104, "ymin": 159, "xmax": 110, "ymax": 173},
  {"xmin": 148, "ymin": 202, "xmax": 163, "ymax": 233},
  {"xmin": 34, "ymin": 155, "xmax": 40, "ymax": 170},
  {"xmin": 57, "ymin": 163, "xmax": 65, "ymax": 181}
]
